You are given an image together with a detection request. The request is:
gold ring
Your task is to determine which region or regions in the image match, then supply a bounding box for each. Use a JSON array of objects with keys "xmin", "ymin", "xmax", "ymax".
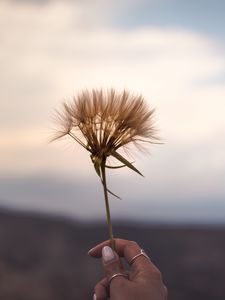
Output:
[
  {"xmin": 108, "ymin": 272, "xmax": 128, "ymax": 284},
  {"xmin": 129, "ymin": 249, "xmax": 150, "ymax": 265}
]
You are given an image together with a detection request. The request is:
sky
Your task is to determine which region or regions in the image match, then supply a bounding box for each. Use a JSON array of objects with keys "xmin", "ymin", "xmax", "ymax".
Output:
[{"xmin": 0, "ymin": 0, "xmax": 225, "ymax": 224}]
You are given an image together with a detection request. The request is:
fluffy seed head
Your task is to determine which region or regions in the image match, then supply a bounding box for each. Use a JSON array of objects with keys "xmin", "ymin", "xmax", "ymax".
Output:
[
  {"xmin": 53, "ymin": 89, "xmax": 158, "ymax": 168},
  {"xmin": 52, "ymin": 88, "xmax": 159, "ymax": 238}
]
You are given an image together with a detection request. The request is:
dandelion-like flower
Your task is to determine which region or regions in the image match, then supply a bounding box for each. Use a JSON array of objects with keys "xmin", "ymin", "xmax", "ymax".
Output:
[{"xmin": 53, "ymin": 89, "xmax": 158, "ymax": 249}]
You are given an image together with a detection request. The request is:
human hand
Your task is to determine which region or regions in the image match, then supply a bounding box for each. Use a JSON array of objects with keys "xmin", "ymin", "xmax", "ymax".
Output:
[{"xmin": 88, "ymin": 238, "xmax": 167, "ymax": 300}]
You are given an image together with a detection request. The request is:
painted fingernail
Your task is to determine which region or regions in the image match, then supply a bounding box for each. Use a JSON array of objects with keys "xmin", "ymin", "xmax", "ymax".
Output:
[
  {"xmin": 102, "ymin": 246, "xmax": 115, "ymax": 263},
  {"xmin": 93, "ymin": 293, "xmax": 97, "ymax": 300}
]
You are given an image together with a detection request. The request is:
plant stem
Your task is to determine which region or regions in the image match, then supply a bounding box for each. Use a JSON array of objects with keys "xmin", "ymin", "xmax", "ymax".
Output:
[{"xmin": 101, "ymin": 159, "xmax": 115, "ymax": 251}]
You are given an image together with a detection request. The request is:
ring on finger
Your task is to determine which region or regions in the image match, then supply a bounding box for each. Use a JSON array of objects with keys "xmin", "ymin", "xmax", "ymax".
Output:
[
  {"xmin": 129, "ymin": 249, "xmax": 150, "ymax": 265},
  {"xmin": 108, "ymin": 272, "xmax": 129, "ymax": 284}
]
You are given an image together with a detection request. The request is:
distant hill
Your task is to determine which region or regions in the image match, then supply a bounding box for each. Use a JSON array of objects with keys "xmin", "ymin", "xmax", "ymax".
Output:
[{"xmin": 0, "ymin": 209, "xmax": 224, "ymax": 300}]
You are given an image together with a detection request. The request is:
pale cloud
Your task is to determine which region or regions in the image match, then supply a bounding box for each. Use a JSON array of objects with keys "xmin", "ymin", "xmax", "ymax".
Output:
[{"xmin": 0, "ymin": 1, "xmax": 225, "ymax": 219}]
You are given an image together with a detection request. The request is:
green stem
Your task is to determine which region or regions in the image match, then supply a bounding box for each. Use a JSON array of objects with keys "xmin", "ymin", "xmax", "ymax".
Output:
[{"xmin": 101, "ymin": 158, "xmax": 115, "ymax": 251}]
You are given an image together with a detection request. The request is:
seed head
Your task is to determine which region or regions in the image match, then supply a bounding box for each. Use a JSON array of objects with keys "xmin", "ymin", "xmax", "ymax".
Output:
[{"xmin": 53, "ymin": 89, "xmax": 158, "ymax": 176}]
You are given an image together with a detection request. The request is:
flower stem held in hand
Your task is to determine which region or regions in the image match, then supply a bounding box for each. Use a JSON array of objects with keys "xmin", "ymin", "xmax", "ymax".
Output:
[{"xmin": 101, "ymin": 158, "xmax": 115, "ymax": 251}]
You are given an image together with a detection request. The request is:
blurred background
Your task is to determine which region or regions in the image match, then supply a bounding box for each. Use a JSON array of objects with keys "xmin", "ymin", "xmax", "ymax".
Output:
[{"xmin": 0, "ymin": 0, "xmax": 225, "ymax": 299}]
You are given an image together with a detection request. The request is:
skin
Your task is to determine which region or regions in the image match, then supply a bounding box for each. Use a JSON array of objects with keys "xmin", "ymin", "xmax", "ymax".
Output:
[{"xmin": 88, "ymin": 238, "xmax": 168, "ymax": 300}]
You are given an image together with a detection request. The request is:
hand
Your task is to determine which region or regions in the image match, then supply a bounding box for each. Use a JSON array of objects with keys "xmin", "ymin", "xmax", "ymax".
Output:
[{"xmin": 88, "ymin": 238, "xmax": 167, "ymax": 300}]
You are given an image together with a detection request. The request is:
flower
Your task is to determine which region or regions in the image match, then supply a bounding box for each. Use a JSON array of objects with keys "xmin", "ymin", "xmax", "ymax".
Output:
[
  {"xmin": 54, "ymin": 89, "xmax": 158, "ymax": 177},
  {"xmin": 53, "ymin": 88, "xmax": 159, "ymax": 250}
]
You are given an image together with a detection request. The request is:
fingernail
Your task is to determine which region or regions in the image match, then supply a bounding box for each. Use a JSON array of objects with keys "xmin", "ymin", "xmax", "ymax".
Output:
[
  {"xmin": 88, "ymin": 247, "xmax": 95, "ymax": 255},
  {"xmin": 93, "ymin": 293, "xmax": 97, "ymax": 300},
  {"xmin": 102, "ymin": 246, "xmax": 115, "ymax": 263}
]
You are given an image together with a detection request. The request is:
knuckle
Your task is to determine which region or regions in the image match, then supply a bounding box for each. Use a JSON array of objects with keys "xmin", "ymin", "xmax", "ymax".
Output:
[
  {"xmin": 151, "ymin": 267, "xmax": 162, "ymax": 280},
  {"xmin": 124, "ymin": 241, "xmax": 138, "ymax": 252},
  {"xmin": 129, "ymin": 240, "xmax": 138, "ymax": 246}
]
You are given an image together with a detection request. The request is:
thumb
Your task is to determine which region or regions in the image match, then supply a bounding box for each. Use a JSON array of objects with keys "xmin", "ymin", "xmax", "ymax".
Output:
[{"xmin": 101, "ymin": 246, "xmax": 125, "ymax": 280}]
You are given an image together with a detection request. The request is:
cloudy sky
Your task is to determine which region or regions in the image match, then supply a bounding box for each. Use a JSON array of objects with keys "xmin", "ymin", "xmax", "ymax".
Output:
[{"xmin": 0, "ymin": 0, "xmax": 225, "ymax": 223}]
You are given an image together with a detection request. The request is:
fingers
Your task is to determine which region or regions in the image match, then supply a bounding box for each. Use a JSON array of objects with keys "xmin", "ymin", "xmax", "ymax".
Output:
[
  {"xmin": 88, "ymin": 239, "xmax": 126, "ymax": 258},
  {"xmin": 88, "ymin": 239, "xmax": 156, "ymax": 274},
  {"xmin": 93, "ymin": 246, "xmax": 128, "ymax": 298},
  {"xmin": 88, "ymin": 239, "xmax": 143, "ymax": 259},
  {"xmin": 89, "ymin": 241, "xmax": 167, "ymax": 299},
  {"xmin": 94, "ymin": 277, "xmax": 108, "ymax": 300},
  {"xmin": 101, "ymin": 246, "xmax": 127, "ymax": 283}
]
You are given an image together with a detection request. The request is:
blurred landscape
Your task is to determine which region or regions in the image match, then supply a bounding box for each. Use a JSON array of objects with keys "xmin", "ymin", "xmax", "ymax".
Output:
[
  {"xmin": 0, "ymin": 209, "xmax": 224, "ymax": 300},
  {"xmin": 1, "ymin": 1, "xmax": 225, "ymax": 299}
]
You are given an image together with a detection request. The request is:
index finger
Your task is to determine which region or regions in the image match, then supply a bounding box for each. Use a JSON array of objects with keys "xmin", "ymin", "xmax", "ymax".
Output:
[
  {"xmin": 88, "ymin": 239, "xmax": 158, "ymax": 274},
  {"xmin": 88, "ymin": 239, "xmax": 129, "ymax": 258}
]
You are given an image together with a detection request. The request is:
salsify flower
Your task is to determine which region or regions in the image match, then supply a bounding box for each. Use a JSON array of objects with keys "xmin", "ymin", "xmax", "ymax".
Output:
[{"xmin": 52, "ymin": 89, "xmax": 159, "ymax": 250}]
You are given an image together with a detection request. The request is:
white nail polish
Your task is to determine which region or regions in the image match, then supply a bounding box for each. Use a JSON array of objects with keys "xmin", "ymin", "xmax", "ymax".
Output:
[
  {"xmin": 102, "ymin": 246, "xmax": 115, "ymax": 263},
  {"xmin": 93, "ymin": 293, "xmax": 97, "ymax": 300}
]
